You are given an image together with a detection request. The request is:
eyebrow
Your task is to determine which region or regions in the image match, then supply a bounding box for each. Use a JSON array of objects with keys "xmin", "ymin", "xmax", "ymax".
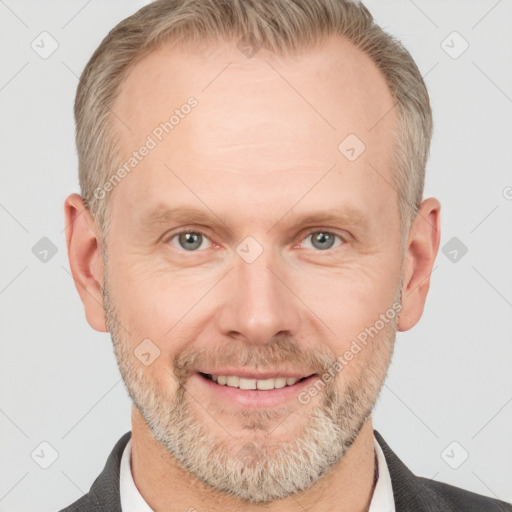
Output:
[
  {"xmin": 137, "ymin": 204, "xmax": 371, "ymax": 236},
  {"xmin": 275, "ymin": 207, "xmax": 370, "ymax": 231},
  {"xmin": 137, "ymin": 206, "xmax": 228, "ymax": 233}
]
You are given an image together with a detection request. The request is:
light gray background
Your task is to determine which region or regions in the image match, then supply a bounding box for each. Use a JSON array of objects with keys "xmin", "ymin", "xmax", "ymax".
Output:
[{"xmin": 1, "ymin": 1, "xmax": 511, "ymax": 511}]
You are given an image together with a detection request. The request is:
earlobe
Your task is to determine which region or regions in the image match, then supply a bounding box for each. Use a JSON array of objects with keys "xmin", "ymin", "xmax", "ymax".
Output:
[
  {"xmin": 64, "ymin": 193, "xmax": 108, "ymax": 332},
  {"xmin": 397, "ymin": 197, "xmax": 441, "ymax": 332}
]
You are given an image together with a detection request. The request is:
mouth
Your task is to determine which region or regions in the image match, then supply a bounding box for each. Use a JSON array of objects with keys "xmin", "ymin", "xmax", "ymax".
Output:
[
  {"xmin": 195, "ymin": 371, "xmax": 319, "ymax": 408},
  {"xmin": 198, "ymin": 372, "xmax": 314, "ymax": 390}
]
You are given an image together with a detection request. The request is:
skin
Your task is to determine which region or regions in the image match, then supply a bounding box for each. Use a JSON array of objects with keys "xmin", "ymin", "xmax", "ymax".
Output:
[{"xmin": 65, "ymin": 36, "xmax": 440, "ymax": 512}]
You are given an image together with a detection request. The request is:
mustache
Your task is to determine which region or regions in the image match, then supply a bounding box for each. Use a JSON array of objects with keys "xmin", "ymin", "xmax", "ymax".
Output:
[{"xmin": 172, "ymin": 334, "xmax": 338, "ymax": 382}]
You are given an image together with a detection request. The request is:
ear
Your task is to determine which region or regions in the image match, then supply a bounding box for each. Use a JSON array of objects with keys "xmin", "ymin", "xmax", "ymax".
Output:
[
  {"xmin": 64, "ymin": 193, "xmax": 108, "ymax": 332},
  {"xmin": 398, "ymin": 197, "xmax": 441, "ymax": 332}
]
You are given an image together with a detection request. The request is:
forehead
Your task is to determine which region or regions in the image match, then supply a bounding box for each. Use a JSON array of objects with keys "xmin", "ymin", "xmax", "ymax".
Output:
[{"xmin": 108, "ymin": 36, "xmax": 398, "ymax": 230}]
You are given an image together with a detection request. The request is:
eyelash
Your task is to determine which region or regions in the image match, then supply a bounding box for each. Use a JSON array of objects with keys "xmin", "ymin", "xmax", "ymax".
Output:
[{"xmin": 166, "ymin": 228, "xmax": 345, "ymax": 252}]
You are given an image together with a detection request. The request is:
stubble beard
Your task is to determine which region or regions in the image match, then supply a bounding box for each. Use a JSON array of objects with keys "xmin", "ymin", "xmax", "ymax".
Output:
[{"xmin": 102, "ymin": 268, "xmax": 401, "ymax": 503}]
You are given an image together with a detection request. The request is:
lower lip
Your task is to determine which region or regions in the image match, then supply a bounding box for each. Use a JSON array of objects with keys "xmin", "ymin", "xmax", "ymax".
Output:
[{"xmin": 193, "ymin": 373, "xmax": 319, "ymax": 408}]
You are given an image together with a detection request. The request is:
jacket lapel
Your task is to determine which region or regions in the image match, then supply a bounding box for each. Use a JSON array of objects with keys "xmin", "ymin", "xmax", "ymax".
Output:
[
  {"xmin": 374, "ymin": 430, "xmax": 450, "ymax": 512},
  {"xmin": 84, "ymin": 431, "xmax": 131, "ymax": 511}
]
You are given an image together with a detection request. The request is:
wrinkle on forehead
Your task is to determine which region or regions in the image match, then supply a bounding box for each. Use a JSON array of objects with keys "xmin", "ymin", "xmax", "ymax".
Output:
[{"xmin": 108, "ymin": 35, "xmax": 399, "ymax": 236}]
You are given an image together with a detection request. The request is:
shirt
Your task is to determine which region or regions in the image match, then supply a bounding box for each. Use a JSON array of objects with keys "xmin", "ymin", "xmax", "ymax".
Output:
[{"xmin": 120, "ymin": 434, "xmax": 395, "ymax": 511}]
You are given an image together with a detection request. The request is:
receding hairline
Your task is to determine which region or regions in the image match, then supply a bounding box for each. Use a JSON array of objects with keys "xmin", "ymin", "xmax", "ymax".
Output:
[
  {"xmin": 111, "ymin": 31, "xmax": 397, "ymax": 142},
  {"xmin": 74, "ymin": 0, "xmax": 432, "ymax": 248}
]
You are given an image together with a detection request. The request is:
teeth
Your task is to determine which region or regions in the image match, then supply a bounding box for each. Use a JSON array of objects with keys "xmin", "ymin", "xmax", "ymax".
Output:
[
  {"xmin": 274, "ymin": 378, "xmax": 287, "ymax": 389},
  {"xmin": 210, "ymin": 375, "xmax": 300, "ymax": 390},
  {"xmin": 257, "ymin": 378, "xmax": 276, "ymax": 390},
  {"xmin": 239, "ymin": 378, "xmax": 257, "ymax": 390},
  {"xmin": 226, "ymin": 376, "xmax": 239, "ymax": 387}
]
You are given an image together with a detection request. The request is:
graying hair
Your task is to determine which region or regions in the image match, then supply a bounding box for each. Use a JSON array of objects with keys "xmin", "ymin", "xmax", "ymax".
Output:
[{"xmin": 74, "ymin": 0, "xmax": 432, "ymax": 246}]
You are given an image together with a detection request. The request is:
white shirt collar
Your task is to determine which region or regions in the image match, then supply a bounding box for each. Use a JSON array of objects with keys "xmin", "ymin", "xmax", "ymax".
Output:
[
  {"xmin": 120, "ymin": 434, "xmax": 395, "ymax": 512},
  {"xmin": 369, "ymin": 435, "xmax": 396, "ymax": 511},
  {"xmin": 119, "ymin": 437, "xmax": 153, "ymax": 512}
]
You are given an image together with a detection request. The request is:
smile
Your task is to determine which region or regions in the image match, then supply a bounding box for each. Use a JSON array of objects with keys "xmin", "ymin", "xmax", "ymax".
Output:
[
  {"xmin": 195, "ymin": 372, "xmax": 319, "ymax": 408},
  {"xmin": 200, "ymin": 373, "xmax": 312, "ymax": 390}
]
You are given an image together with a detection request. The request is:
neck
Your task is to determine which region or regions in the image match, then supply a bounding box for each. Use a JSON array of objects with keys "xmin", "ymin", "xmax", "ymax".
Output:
[{"xmin": 130, "ymin": 406, "xmax": 377, "ymax": 512}]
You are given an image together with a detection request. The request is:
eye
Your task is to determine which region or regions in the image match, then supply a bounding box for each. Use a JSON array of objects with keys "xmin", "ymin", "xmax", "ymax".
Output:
[
  {"xmin": 301, "ymin": 231, "xmax": 343, "ymax": 251},
  {"xmin": 168, "ymin": 231, "xmax": 212, "ymax": 251}
]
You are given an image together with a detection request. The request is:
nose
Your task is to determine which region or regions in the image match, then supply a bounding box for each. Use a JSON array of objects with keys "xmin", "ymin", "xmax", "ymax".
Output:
[{"xmin": 215, "ymin": 245, "xmax": 302, "ymax": 345}]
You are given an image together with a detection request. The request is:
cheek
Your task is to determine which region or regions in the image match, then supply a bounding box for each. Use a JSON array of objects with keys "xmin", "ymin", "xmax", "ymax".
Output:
[
  {"xmin": 287, "ymin": 262, "xmax": 400, "ymax": 381},
  {"xmin": 108, "ymin": 257, "xmax": 215, "ymax": 351},
  {"xmin": 294, "ymin": 260, "xmax": 399, "ymax": 325},
  {"xmin": 106, "ymin": 257, "xmax": 167, "ymax": 343}
]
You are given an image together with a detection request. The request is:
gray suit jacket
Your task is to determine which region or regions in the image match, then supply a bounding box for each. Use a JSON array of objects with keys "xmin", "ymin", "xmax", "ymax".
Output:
[{"xmin": 59, "ymin": 430, "xmax": 512, "ymax": 511}]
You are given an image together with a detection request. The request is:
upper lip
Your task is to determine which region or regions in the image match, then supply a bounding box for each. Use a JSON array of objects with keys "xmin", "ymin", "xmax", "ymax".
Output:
[{"xmin": 198, "ymin": 369, "xmax": 317, "ymax": 380}]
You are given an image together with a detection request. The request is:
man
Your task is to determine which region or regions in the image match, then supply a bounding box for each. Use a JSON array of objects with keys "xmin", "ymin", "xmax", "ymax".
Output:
[{"xmin": 60, "ymin": 0, "xmax": 511, "ymax": 510}]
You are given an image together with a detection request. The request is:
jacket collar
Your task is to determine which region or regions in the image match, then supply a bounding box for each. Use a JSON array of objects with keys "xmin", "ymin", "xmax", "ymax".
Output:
[
  {"xmin": 374, "ymin": 430, "xmax": 448, "ymax": 511},
  {"xmin": 84, "ymin": 431, "xmax": 131, "ymax": 511}
]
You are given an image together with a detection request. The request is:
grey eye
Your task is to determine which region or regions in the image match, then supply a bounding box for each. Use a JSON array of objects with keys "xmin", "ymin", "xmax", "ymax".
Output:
[
  {"xmin": 304, "ymin": 231, "xmax": 342, "ymax": 251},
  {"xmin": 170, "ymin": 232, "xmax": 211, "ymax": 251}
]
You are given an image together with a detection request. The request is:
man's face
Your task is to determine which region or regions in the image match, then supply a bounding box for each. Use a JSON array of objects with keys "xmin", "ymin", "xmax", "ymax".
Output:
[{"xmin": 103, "ymin": 36, "xmax": 403, "ymax": 502}]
